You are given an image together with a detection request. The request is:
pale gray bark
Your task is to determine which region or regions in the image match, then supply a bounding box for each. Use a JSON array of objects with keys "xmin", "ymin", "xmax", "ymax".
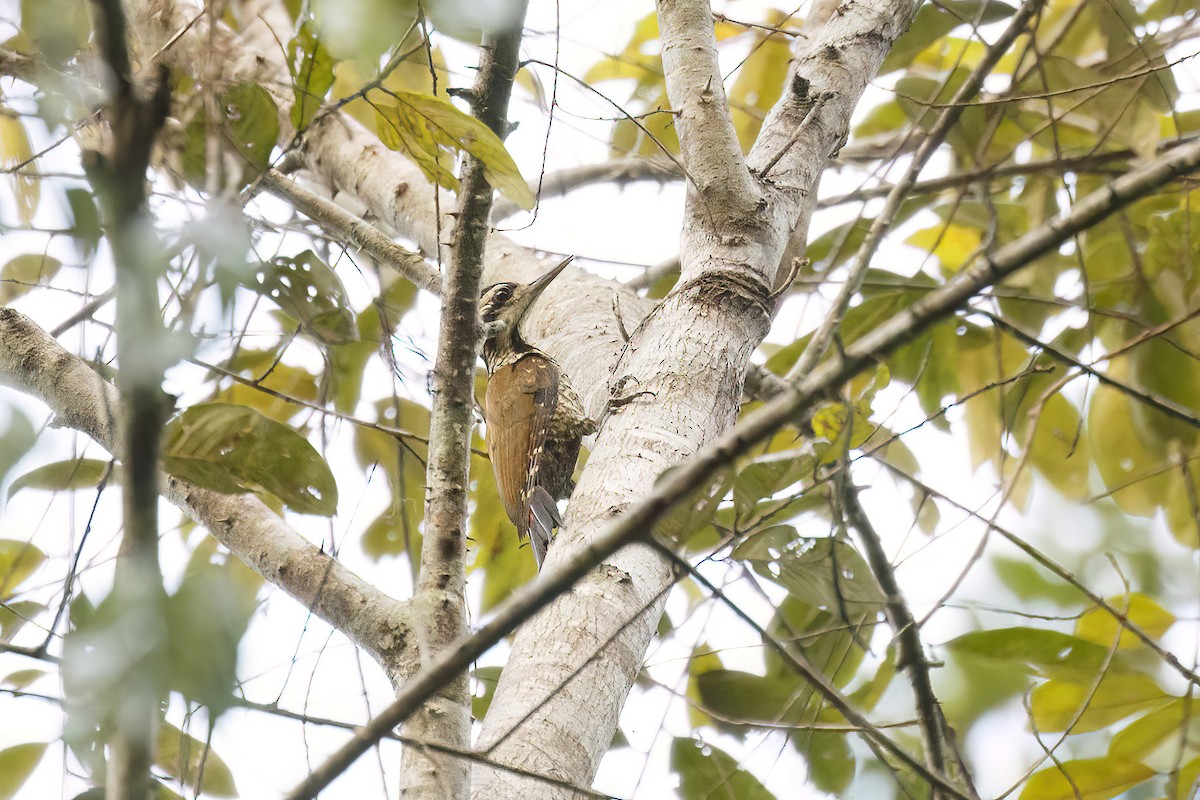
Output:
[
  {"xmin": 471, "ymin": 2, "xmax": 922, "ymax": 796},
  {"xmin": 0, "ymin": 308, "xmax": 415, "ymax": 672}
]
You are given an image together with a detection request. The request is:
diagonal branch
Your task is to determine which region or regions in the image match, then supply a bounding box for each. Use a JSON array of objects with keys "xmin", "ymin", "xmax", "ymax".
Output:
[
  {"xmin": 839, "ymin": 476, "xmax": 971, "ymax": 795},
  {"xmin": 0, "ymin": 307, "xmax": 414, "ymax": 672},
  {"xmin": 258, "ymin": 170, "xmax": 442, "ymax": 296},
  {"xmin": 976, "ymin": 309, "xmax": 1200, "ymax": 430}
]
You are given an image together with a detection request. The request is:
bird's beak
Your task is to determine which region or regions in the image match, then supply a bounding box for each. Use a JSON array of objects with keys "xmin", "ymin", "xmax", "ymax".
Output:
[{"xmin": 525, "ymin": 255, "xmax": 574, "ymax": 301}]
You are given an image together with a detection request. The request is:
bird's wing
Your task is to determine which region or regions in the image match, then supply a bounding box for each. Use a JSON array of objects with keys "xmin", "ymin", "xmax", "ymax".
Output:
[{"xmin": 485, "ymin": 355, "xmax": 559, "ymax": 553}]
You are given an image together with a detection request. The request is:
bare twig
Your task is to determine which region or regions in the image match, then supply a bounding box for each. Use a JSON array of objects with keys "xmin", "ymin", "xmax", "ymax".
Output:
[{"xmin": 840, "ymin": 476, "xmax": 974, "ymax": 797}]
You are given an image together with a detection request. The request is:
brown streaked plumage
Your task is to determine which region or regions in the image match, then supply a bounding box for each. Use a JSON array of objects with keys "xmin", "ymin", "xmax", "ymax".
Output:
[{"xmin": 480, "ymin": 258, "xmax": 594, "ymax": 569}]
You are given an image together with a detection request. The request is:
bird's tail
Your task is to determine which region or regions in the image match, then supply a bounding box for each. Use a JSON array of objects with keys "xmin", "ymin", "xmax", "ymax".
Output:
[{"xmin": 527, "ymin": 485, "xmax": 563, "ymax": 570}]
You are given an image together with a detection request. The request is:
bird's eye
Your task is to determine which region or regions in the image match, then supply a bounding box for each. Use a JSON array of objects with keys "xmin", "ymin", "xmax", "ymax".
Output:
[{"xmin": 495, "ymin": 287, "xmax": 511, "ymax": 302}]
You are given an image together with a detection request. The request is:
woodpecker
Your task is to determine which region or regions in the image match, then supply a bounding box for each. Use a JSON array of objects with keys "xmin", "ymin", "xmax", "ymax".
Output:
[{"xmin": 480, "ymin": 257, "xmax": 595, "ymax": 569}]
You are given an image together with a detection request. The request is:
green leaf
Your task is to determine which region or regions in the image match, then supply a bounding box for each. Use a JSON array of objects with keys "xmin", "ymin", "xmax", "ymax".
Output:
[
  {"xmin": 164, "ymin": 403, "xmax": 337, "ymax": 515},
  {"xmin": 732, "ymin": 457, "xmax": 811, "ymax": 519},
  {"xmin": 764, "ymin": 596, "xmax": 867, "ymax": 697},
  {"xmin": 654, "ymin": 465, "xmax": 734, "ymax": 550},
  {"xmin": 376, "ymin": 91, "xmax": 534, "ymax": 210},
  {"xmin": 0, "ymin": 668, "xmax": 45, "ymax": 689},
  {"xmin": 7, "ymin": 458, "xmax": 113, "ymax": 500},
  {"xmin": 0, "ymin": 111, "xmax": 39, "ymax": 225},
  {"xmin": 355, "ymin": 398, "xmax": 429, "ymax": 561},
  {"xmin": 0, "ymin": 600, "xmax": 44, "ymax": 642},
  {"xmin": 0, "ymin": 742, "xmax": 47, "ymax": 800},
  {"xmin": 288, "ymin": 23, "xmax": 335, "ymax": 131},
  {"xmin": 183, "ymin": 83, "xmax": 279, "ymax": 188},
  {"xmin": 671, "ymin": 738, "xmax": 776, "ymax": 800},
  {"xmin": 1030, "ymin": 673, "xmax": 1170, "ymax": 733},
  {"xmin": 844, "ymin": 648, "xmax": 898, "ymax": 712},
  {"xmin": 66, "ymin": 188, "xmax": 101, "ymax": 257},
  {"xmin": 882, "ymin": 1, "xmax": 1016, "ymax": 74},
  {"xmin": 944, "ymin": 628, "xmax": 1116, "ymax": 681},
  {"xmin": 222, "ymin": 83, "xmax": 279, "ymax": 173},
  {"xmin": 1074, "ymin": 593, "xmax": 1176, "ymax": 650},
  {"xmin": 165, "ymin": 540, "xmax": 259, "ymax": 715},
  {"xmin": 733, "ymin": 532, "xmax": 883, "ymax": 611},
  {"xmin": 805, "ymin": 730, "xmax": 855, "ymax": 795},
  {"xmin": 0, "ymin": 540, "xmax": 46, "ymax": 600},
  {"xmin": 1020, "ymin": 757, "xmax": 1154, "ymax": 800},
  {"xmin": 992, "ymin": 556, "xmax": 1084, "ymax": 606},
  {"xmin": 694, "ymin": 668, "xmax": 808, "ymax": 728},
  {"xmin": 156, "ymin": 721, "xmax": 238, "ymax": 797},
  {"xmin": 252, "ymin": 251, "xmax": 358, "ymax": 346},
  {"xmin": 471, "ymin": 665, "xmax": 503, "ymax": 721},
  {"xmin": 0, "ymin": 254, "xmax": 62, "ymax": 302}
]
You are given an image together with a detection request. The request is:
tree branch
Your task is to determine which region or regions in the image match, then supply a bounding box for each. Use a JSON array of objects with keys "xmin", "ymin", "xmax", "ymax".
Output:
[
  {"xmin": 85, "ymin": 0, "xmax": 175, "ymax": 792},
  {"xmin": 0, "ymin": 307, "xmax": 415, "ymax": 673},
  {"xmin": 402, "ymin": 4, "xmax": 530, "ymax": 797},
  {"xmin": 258, "ymin": 170, "xmax": 442, "ymax": 296},
  {"xmin": 839, "ymin": 476, "xmax": 970, "ymax": 795},
  {"xmin": 656, "ymin": 0, "xmax": 756, "ymax": 210}
]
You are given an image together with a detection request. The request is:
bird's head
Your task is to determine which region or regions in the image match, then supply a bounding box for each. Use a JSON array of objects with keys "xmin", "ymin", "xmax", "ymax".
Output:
[{"xmin": 479, "ymin": 256, "xmax": 573, "ymax": 333}]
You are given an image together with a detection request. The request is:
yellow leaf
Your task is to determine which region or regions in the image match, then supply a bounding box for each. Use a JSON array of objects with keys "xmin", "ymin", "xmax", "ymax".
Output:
[
  {"xmin": 906, "ymin": 222, "xmax": 982, "ymax": 274},
  {"xmin": 1022, "ymin": 758, "xmax": 1154, "ymax": 800},
  {"xmin": 1172, "ymin": 757, "xmax": 1200, "ymax": 800},
  {"xmin": 0, "ymin": 112, "xmax": 38, "ymax": 224},
  {"xmin": 1030, "ymin": 673, "xmax": 1170, "ymax": 733},
  {"xmin": 1075, "ymin": 593, "xmax": 1176, "ymax": 650},
  {"xmin": 0, "ymin": 253, "xmax": 62, "ymax": 303},
  {"xmin": 376, "ymin": 91, "xmax": 535, "ymax": 210},
  {"xmin": 156, "ymin": 722, "xmax": 237, "ymax": 797}
]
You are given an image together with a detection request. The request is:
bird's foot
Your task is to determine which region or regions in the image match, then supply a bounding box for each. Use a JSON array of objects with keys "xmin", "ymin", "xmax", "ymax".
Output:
[{"xmin": 607, "ymin": 375, "xmax": 656, "ymax": 413}]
